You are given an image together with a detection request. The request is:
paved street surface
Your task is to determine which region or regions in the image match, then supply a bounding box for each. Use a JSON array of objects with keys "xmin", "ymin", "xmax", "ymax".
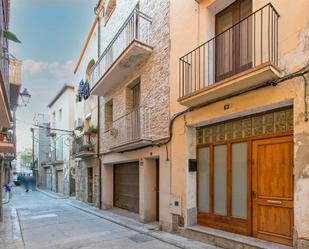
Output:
[{"xmin": 0, "ymin": 187, "xmax": 219, "ymax": 249}]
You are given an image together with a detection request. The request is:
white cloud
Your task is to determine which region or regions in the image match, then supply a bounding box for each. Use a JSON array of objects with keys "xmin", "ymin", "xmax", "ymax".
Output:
[
  {"xmin": 13, "ymin": 0, "xmax": 97, "ymax": 8},
  {"xmin": 23, "ymin": 59, "xmax": 75, "ymax": 81},
  {"xmin": 23, "ymin": 60, "xmax": 49, "ymax": 75}
]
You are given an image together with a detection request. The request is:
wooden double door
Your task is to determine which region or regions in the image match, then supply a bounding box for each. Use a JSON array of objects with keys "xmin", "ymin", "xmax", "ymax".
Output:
[{"xmin": 197, "ymin": 135, "xmax": 293, "ymax": 246}]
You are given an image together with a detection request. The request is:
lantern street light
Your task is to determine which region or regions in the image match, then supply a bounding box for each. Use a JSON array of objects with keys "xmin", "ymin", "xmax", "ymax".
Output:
[{"xmin": 19, "ymin": 88, "xmax": 31, "ymax": 107}]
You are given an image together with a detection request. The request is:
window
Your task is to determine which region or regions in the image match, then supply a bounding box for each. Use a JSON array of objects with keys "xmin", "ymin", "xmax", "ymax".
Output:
[
  {"xmin": 104, "ymin": 99, "xmax": 113, "ymax": 131},
  {"xmin": 86, "ymin": 59, "xmax": 95, "ymax": 82},
  {"xmin": 104, "ymin": 0, "xmax": 116, "ymax": 25},
  {"xmin": 52, "ymin": 112, "xmax": 56, "ymax": 127},
  {"xmin": 59, "ymin": 109, "xmax": 62, "ymax": 121}
]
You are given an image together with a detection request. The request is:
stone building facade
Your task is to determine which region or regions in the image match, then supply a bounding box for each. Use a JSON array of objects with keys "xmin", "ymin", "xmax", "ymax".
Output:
[
  {"xmin": 72, "ymin": 19, "xmax": 101, "ymax": 208},
  {"xmin": 33, "ymin": 114, "xmax": 50, "ymax": 189},
  {"xmin": 72, "ymin": 92, "xmax": 100, "ymax": 208},
  {"xmin": 90, "ymin": 0, "xmax": 172, "ymax": 230},
  {"xmin": 75, "ymin": 158, "xmax": 100, "ymax": 207}
]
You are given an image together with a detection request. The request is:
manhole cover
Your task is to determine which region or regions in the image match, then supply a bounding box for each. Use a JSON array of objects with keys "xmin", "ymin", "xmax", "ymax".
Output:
[{"xmin": 129, "ymin": 234, "xmax": 153, "ymax": 243}]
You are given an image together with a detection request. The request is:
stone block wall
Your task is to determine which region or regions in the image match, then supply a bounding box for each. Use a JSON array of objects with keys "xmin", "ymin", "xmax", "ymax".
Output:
[
  {"xmin": 75, "ymin": 158, "xmax": 100, "ymax": 208},
  {"xmin": 98, "ymin": 0, "xmax": 170, "ymax": 153}
]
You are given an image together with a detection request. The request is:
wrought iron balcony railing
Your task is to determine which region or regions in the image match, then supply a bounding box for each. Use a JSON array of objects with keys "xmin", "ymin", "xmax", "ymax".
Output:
[
  {"xmin": 49, "ymin": 149, "xmax": 63, "ymax": 163},
  {"xmin": 71, "ymin": 133, "xmax": 96, "ymax": 157},
  {"xmin": 102, "ymin": 106, "xmax": 151, "ymax": 152},
  {"xmin": 179, "ymin": 3, "xmax": 279, "ymax": 98},
  {"xmin": 90, "ymin": 8, "xmax": 152, "ymax": 90}
]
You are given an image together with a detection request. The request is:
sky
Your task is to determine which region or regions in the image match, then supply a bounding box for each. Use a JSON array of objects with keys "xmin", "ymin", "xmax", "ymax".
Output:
[{"xmin": 11, "ymin": 0, "xmax": 98, "ymax": 153}]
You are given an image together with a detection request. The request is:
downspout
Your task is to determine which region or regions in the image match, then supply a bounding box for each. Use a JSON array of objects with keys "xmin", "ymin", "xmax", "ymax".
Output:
[
  {"xmin": 302, "ymin": 75, "xmax": 308, "ymax": 122},
  {"xmin": 97, "ymin": 97, "xmax": 102, "ymax": 209},
  {"xmin": 97, "ymin": 12, "xmax": 102, "ymax": 209}
]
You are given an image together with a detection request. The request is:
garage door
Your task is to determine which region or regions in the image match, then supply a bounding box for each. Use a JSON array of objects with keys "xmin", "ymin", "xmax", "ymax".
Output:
[{"xmin": 114, "ymin": 162, "xmax": 139, "ymax": 213}]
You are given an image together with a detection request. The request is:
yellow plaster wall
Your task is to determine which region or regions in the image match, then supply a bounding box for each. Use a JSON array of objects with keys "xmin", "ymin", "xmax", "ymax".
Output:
[{"xmin": 169, "ymin": 0, "xmax": 309, "ymax": 241}]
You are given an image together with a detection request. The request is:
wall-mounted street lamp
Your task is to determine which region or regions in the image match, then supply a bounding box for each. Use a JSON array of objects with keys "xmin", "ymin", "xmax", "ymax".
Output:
[{"xmin": 19, "ymin": 88, "xmax": 31, "ymax": 107}]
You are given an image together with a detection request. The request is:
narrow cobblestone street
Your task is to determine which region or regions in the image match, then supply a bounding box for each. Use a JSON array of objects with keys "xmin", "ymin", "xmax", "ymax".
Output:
[{"xmin": 0, "ymin": 187, "xmax": 219, "ymax": 249}]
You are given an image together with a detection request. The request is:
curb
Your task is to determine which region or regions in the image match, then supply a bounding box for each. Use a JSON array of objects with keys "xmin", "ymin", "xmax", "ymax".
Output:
[
  {"xmin": 36, "ymin": 188, "xmax": 69, "ymax": 199},
  {"xmin": 15, "ymin": 208, "xmax": 26, "ymax": 249},
  {"xmin": 68, "ymin": 202, "xmax": 217, "ymax": 249}
]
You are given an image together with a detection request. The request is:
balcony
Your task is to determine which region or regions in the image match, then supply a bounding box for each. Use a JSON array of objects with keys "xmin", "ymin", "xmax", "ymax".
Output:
[
  {"xmin": 178, "ymin": 4, "xmax": 281, "ymax": 107},
  {"xmin": 90, "ymin": 9, "xmax": 152, "ymax": 96},
  {"xmin": 9, "ymin": 59, "xmax": 22, "ymax": 109},
  {"xmin": 0, "ymin": 130, "xmax": 15, "ymax": 157},
  {"xmin": 102, "ymin": 107, "xmax": 152, "ymax": 153},
  {"xmin": 71, "ymin": 133, "xmax": 96, "ymax": 158},
  {"xmin": 46, "ymin": 149, "xmax": 63, "ymax": 165},
  {"xmin": 0, "ymin": 49, "xmax": 11, "ymax": 127}
]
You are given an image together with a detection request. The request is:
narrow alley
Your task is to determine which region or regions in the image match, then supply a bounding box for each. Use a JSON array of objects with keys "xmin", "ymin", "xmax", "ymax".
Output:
[{"xmin": 1, "ymin": 0, "xmax": 309, "ymax": 248}]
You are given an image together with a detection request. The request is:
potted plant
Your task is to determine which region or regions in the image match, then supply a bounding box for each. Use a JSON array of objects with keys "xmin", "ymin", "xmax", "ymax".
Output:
[
  {"xmin": 88, "ymin": 124, "xmax": 98, "ymax": 134},
  {"xmin": 83, "ymin": 141, "xmax": 95, "ymax": 152},
  {"xmin": 0, "ymin": 128, "xmax": 8, "ymax": 141}
]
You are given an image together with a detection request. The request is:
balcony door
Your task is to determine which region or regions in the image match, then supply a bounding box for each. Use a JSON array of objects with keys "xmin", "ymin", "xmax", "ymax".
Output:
[{"xmin": 215, "ymin": 0, "xmax": 252, "ymax": 82}]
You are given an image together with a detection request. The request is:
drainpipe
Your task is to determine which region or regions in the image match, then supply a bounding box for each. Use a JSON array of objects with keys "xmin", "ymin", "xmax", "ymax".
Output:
[
  {"xmin": 97, "ymin": 12, "xmax": 102, "ymax": 210},
  {"xmin": 97, "ymin": 96, "xmax": 102, "ymax": 209}
]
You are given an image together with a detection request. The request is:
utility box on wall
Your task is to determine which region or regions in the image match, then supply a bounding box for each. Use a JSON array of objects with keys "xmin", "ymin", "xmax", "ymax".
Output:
[
  {"xmin": 169, "ymin": 194, "xmax": 182, "ymax": 215},
  {"xmin": 188, "ymin": 159, "xmax": 197, "ymax": 172}
]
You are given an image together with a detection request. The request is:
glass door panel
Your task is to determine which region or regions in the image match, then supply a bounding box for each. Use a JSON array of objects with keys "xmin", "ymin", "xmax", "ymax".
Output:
[
  {"xmin": 231, "ymin": 142, "xmax": 247, "ymax": 219},
  {"xmin": 214, "ymin": 145, "xmax": 227, "ymax": 215},
  {"xmin": 198, "ymin": 147, "xmax": 210, "ymax": 213}
]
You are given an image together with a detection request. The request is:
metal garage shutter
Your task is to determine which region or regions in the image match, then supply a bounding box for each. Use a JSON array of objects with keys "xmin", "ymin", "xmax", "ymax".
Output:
[{"xmin": 114, "ymin": 162, "xmax": 139, "ymax": 213}]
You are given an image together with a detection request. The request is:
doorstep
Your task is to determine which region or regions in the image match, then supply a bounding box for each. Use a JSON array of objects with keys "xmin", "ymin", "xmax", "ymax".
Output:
[
  {"xmin": 68, "ymin": 199, "xmax": 220, "ymax": 249},
  {"xmin": 108, "ymin": 207, "xmax": 141, "ymax": 221},
  {"xmin": 178, "ymin": 225, "xmax": 292, "ymax": 249}
]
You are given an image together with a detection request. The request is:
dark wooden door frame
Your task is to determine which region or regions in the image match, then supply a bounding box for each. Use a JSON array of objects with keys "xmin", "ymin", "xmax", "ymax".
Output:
[
  {"xmin": 156, "ymin": 159, "xmax": 160, "ymax": 221},
  {"xmin": 87, "ymin": 167, "xmax": 94, "ymax": 203}
]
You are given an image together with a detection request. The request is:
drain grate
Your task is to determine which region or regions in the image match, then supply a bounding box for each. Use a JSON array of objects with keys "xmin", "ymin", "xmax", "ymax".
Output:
[{"xmin": 129, "ymin": 234, "xmax": 153, "ymax": 243}]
